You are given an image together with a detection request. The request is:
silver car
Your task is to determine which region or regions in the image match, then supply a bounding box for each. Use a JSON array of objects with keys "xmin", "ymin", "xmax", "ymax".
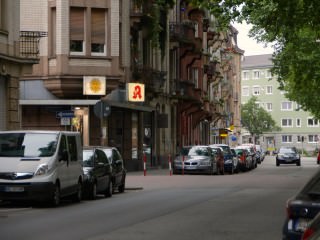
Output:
[{"xmin": 173, "ymin": 145, "xmax": 217, "ymax": 175}]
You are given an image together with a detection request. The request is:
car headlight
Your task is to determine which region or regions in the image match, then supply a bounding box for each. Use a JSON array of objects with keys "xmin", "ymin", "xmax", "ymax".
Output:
[{"xmin": 35, "ymin": 164, "xmax": 49, "ymax": 176}]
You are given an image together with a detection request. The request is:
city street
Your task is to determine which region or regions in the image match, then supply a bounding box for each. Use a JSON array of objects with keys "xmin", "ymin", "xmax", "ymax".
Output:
[{"xmin": 0, "ymin": 155, "xmax": 319, "ymax": 240}]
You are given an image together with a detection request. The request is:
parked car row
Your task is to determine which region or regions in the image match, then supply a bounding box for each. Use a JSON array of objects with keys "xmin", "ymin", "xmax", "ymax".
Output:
[
  {"xmin": 82, "ymin": 146, "xmax": 126, "ymax": 200},
  {"xmin": 0, "ymin": 130, "xmax": 127, "ymax": 207},
  {"xmin": 173, "ymin": 143, "xmax": 264, "ymax": 175}
]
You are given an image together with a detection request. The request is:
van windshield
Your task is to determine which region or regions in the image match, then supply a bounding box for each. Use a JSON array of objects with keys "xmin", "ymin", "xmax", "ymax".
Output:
[{"xmin": 0, "ymin": 133, "xmax": 58, "ymax": 157}]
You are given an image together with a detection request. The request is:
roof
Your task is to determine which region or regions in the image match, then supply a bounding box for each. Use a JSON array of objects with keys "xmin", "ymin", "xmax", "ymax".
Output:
[{"xmin": 241, "ymin": 54, "xmax": 273, "ymax": 69}]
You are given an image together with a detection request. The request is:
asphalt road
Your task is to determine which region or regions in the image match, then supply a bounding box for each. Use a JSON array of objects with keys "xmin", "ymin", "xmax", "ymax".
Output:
[{"xmin": 0, "ymin": 155, "xmax": 318, "ymax": 240}]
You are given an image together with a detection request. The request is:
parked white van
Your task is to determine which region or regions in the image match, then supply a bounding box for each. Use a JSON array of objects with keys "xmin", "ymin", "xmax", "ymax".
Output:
[{"xmin": 0, "ymin": 130, "xmax": 83, "ymax": 206}]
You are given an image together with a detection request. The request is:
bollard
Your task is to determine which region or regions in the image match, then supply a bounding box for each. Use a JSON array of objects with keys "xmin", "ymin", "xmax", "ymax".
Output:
[
  {"xmin": 169, "ymin": 154, "xmax": 172, "ymax": 176},
  {"xmin": 143, "ymin": 153, "xmax": 147, "ymax": 176},
  {"xmin": 182, "ymin": 155, "xmax": 185, "ymax": 175}
]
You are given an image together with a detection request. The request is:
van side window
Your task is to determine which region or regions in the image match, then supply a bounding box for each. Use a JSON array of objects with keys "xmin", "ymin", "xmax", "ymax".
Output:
[
  {"xmin": 59, "ymin": 135, "xmax": 68, "ymax": 157},
  {"xmin": 67, "ymin": 136, "xmax": 78, "ymax": 161}
]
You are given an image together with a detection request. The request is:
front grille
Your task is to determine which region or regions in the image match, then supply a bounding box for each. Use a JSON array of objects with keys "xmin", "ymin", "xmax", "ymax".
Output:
[{"xmin": 0, "ymin": 172, "xmax": 34, "ymax": 180}]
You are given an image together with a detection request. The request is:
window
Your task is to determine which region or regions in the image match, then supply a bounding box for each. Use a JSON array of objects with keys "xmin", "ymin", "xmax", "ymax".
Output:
[
  {"xmin": 194, "ymin": 22, "xmax": 199, "ymax": 38},
  {"xmin": 67, "ymin": 135, "xmax": 78, "ymax": 161},
  {"xmin": 70, "ymin": 7, "xmax": 85, "ymax": 55},
  {"xmin": 266, "ymin": 103, "xmax": 272, "ymax": 111},
  {"xmin": 281, "ymin": 118, "xmax": 293, "ymax": 127},
  {"xmin": 308, "ymin": 135, "xmax": 319, "ymax": 143},
  {"xmin": 297, "ymin": 135, "xmax": 303, "ymax": 143},
  {"xmin": 252, "ymin": 86, "xmax": 260, "ymax": 95},
  {"xmin": 253, "ymin": 71, "xmax": 260, "ymax": 79},
  {"xmin": 243, "ymin": 71, "xmax": 250, "ymax": 80},
  {"xmin": 91, "ymin": 8, "xmax": 106, "ymax": 56},
  {"xmin": 308, "ymin": 118, "xmax": 319, "ymax": 127},
  {"xmin": 189, "ymin": 68, "xmax": 199, "ymax": 88},
  {"xmin": 281, "ymin": 101, "xmax": 293, "ymax": 111},
  {"xmin": 282, "ymin": 135, "xmax": 292, "ymax": 143},
  {"xmin": 242, "ymin": 87, "xmax": 249, "ymax": 96},
  {"xmin": 296, "ymin": 118, "xmax": 301, "ymax": 127},
  {"xmin": 266, "ymin": 70, "xmax": 272, "ymax": 78},
  {"xmin": 266, "ymin": 86, "xmax": 273, "ymax": 95}
]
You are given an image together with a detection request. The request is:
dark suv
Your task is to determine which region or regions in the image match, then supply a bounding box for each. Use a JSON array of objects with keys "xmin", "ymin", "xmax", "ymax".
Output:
[{"xmin": 276, "ymin": 146, "xmax": 301, "ymax": 166}]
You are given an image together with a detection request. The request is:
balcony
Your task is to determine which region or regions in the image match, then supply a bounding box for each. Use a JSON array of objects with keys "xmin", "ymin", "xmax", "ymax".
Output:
[
  {"xmin": 20, "ymin": 31, "xmax": 47, "ymax": 58},
  {"xmin": 133, "ymin": 66, "xmax": 166, "ymax": 94},
  {"xmin": 169, "ymin": 21, "xmax": 195, "ymax": 44}
]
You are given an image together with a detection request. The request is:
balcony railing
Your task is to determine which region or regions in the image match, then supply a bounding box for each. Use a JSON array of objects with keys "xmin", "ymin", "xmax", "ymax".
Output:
[
  {"xmin": 134, "ymin": 66, "xmax": 167, "ymax": 93},
  {"xmin": 169, "ymin": 22, "xmax": 195, "ymax": 43},
  {"xmin": 20, "ymin": 31, "xmax": 47, "ymax": 58}
]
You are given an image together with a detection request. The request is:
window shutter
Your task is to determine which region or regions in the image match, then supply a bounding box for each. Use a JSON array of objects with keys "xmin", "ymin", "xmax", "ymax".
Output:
[
  {"xmin": 70, "ymin": 7, "xmax": 84, "ymax": 41},
  {"xmin": 91, "ymin": 9, "xmax": 105, "ymax": 44}
]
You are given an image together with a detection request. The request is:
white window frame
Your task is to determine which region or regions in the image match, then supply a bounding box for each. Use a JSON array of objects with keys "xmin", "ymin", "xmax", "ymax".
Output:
[
  {"xmin": 70, "ymin": 40, "xmax": 85, "ymax": 56},
  {"xmin": 266, "ymin": 69, "xmax": 272, "ymax": 78},
  {"xmin": 266, "ymin": 103, "xmax": 272, "ymax": 111},
  {"xmin": 266, "ymin": 85, "xmax": 273, "ymax": 95},
  {"xmin": 281, "ymin": 118, "xmax": 293, "ymax": 127},
  {"xmin": 282, "ymin": 135, "xmax": 292, "ymax": 143},
  {"xmin": 281, "ymin": 101, "xmax": 293, "ymax": 111},
  {"xmin": 242, "ymin": 71, "xmax": 250, "ymax": 80},
  {"xmin": 296, "ymin": 118, "xmax": 301, "ymax": 127},
  {"xmin": 242, "ymin": 86, "xmax": 249, "ymax": 96},
  {"xmin": 308, "ymin": 117, "xmax": 319, "ymax": 127},
  {"xmin": 308, "ymin": 135, "xmax": 319, "ymax": 143},
  {"xmin": 252, "ymin": 86, "xmax": 260, "ymax": 96},
  {"xmin": 253, "ymin": 70, "xmax": 260, "ymax": 79}
]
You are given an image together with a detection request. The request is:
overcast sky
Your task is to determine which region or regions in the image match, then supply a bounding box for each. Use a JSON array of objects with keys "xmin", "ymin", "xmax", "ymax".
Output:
[{"xmin": 233, "ymin": 22, "xmax": 274, "ymax": 56}]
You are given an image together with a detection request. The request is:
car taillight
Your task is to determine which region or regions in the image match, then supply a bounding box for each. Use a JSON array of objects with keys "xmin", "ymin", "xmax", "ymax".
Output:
[{"xmin": 302, "ymin": 228, "xmax": 315, "ymax": 240}]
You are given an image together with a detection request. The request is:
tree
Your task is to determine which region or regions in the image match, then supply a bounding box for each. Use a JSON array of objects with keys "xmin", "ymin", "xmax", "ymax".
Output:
[
  {"xmin": 190, "ymin": 0, "xmax": 320, "ymax": 118},
  {"xmin": 241, "ymin": 97, "xmax": 280, "ymax": 143}
]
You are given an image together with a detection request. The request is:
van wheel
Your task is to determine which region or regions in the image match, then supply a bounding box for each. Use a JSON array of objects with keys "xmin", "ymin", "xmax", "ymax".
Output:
[
  {"xmin": 105, "ymin": 180, "xmax": 113, "ymax": 198},
  {"xmin": 90, "ymin": 183, "xmax": 97, "ymax": 200},
  {"xmin": 50, "ymin": 183, "xmax": 60, "ymax": 207},
  {"xmin": 71, "ymin": 181, "xmax": 82, "ymax": 203}
]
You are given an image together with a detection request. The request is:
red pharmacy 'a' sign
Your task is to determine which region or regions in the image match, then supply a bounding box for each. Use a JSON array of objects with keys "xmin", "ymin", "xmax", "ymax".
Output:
[{"xmin": 127, "ymin": 83, "xmax": 145, "ymax": 102}]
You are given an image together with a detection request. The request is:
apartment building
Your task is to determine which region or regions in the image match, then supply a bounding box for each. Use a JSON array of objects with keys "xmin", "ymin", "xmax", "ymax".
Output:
[
  {"xmin": 0, "ymin": 0, "xmax": 36, "ymax": 130},
  {"xmin": 17, "ymin": 0, "xmax": 243, "ymax": 170},
  {"xmin": 241, "ymin": 54, "xmax": 320, "ymax": 153}
]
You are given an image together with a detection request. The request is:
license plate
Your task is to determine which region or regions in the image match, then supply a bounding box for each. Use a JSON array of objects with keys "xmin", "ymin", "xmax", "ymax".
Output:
[
  {"xmin": 294, "ymin": 218, "xmax": 309, "ymax": 232},
  {"xmin": 5, "ymin": 186, "xmax": 24, "ymax": 192}
]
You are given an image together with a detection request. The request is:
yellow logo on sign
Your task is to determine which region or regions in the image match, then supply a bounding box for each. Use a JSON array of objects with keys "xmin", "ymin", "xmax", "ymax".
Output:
[{"xmin": 90, "ymin": 79, "xmax": 102, "ymax": 93}]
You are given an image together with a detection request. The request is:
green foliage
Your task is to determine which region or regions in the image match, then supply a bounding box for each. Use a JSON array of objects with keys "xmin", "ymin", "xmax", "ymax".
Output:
[
  {"xmin": 191, "ymin": 0, "xmax": 320, "ymax": 118},
  {"xmin": 241, "ymin": 97, "xmax": 281, "ymax": 137}
]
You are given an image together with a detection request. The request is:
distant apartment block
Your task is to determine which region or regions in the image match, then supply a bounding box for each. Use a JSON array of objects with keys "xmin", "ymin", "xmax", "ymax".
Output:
[{"xmin": 241, "ymin": 54, "xmax": 320, "ymax": 153}]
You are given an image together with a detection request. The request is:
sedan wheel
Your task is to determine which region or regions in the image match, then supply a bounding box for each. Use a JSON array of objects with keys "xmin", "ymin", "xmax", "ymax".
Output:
[
  {"xmin": 90, "ymin": 183, "xmax": 97, "ymax": 200},
  {"xmin": 105, "ymin": 180, "xmax": 113, "ymax": 198}
]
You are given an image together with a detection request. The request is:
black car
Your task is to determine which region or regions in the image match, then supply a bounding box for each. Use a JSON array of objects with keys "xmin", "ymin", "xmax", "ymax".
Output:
[
  {"xmin": 101, "ymin": 147, "xmax": 127, "ymax": 193},
  {"xmin": 276, "ymin": 146, "xmax": 301, "ymax": 166},
  {"xmin": 82, "ymin": 147, "xmax": 113, "ymax": 199},
  {"xmin": 282, "ymin": 169, "xmax": 320, "ymax": 239}
]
